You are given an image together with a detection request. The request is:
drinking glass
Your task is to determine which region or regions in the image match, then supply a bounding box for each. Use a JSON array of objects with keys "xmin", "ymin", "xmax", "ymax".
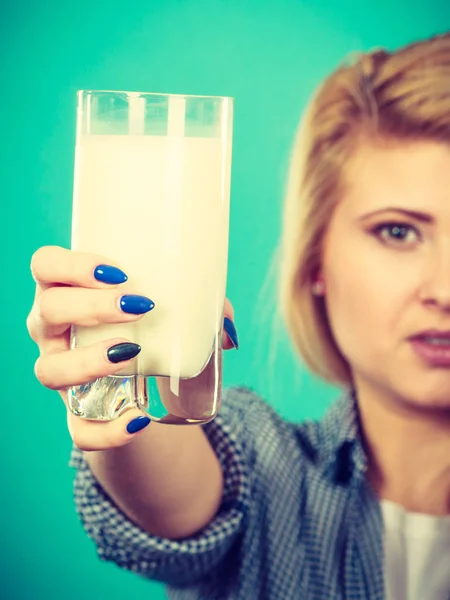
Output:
[{"xmin": 68, "ymin": 90, "xmax": 233, "ymax": 424}]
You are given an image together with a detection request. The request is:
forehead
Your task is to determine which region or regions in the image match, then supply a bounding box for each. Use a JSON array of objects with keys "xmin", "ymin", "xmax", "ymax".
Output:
[{"xmin": 340, "ymin": 140, "xmax": 450, "ymax": 217}]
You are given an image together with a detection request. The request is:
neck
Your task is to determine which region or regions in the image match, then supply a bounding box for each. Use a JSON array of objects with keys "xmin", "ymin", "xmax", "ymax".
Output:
[{"xmin": 353, "ymin": 379, "xmax": 450, "ymax": 516}]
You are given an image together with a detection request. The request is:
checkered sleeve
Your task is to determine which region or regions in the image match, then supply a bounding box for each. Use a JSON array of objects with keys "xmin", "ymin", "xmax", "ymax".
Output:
[{"xmin": 68, "ymin": 386, "xmax": 258, "ymax": 586}]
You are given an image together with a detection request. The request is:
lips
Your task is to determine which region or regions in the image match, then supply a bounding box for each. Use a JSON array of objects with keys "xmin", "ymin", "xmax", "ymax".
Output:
[
  {"xmin": 409, "ymin": 336, "xmax": 450, "ymax": 367},
  {"xmin": 410, "ymin": 329, "xmax": 450, "ymax": 340}
]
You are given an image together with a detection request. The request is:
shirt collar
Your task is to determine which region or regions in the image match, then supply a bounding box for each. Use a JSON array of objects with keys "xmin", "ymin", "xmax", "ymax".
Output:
[{"xmin": 319, "ymin": 387, "xmax": 368, "ymax": 485}]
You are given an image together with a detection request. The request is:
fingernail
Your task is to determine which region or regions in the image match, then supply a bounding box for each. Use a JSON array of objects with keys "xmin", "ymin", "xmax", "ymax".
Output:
[
  {"xmin": 120, "ymin": 294, "xmax": 155, "ymax": 315},
  {"xmin": 107, "ymin": 342, "xmax": 141, "ymax": 363},
  {"xmin": 94, "ymin": 264, "xmax": 128, "ymax": 285},
  {"xmin": 224, "ymin": 317, "xmax": 239, "ymax": 349},
  {"xmin": 127, "ymin": 416, "xmax": 151, "ymax": 434}
]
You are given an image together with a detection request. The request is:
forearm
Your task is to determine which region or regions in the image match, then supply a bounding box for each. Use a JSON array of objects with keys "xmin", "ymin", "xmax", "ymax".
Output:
[{"xmin": 84, "ymin": 422, "xmax": 223, "ymax": 540}]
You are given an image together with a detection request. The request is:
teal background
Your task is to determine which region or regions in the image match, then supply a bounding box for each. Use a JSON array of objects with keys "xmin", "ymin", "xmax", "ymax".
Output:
[{"xmin": 1, "ymin": 1, "xmax": 448, "ymax": 598}]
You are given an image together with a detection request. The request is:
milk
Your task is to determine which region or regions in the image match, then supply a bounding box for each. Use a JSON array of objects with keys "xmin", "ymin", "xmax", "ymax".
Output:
[{"xmin": 71, "ymin": 133, "xmax": 230, "ymax": 378}]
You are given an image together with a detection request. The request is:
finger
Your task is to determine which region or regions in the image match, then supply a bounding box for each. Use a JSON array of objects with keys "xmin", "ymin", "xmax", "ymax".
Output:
[
  {"xmin": 33, "ymin": 286, "xmax": 154, "ymax": 339},
  {"xmin": 34, "ymin": 338, "xmax": 142, "ymax": 390},
  {"xmin": 30, "ymin": 246, "xmax": 128, "ymax": 296},
  {"xmin": 67, "ymin": 407, "xmax": 151, "ymax": 452},
  {"xmin": 224, "ymin": 297, "xmax": 234, "ymax": 320},
  {"xmin": 222, "ymin": 298, "xmax": 239, "ymax": 350}
]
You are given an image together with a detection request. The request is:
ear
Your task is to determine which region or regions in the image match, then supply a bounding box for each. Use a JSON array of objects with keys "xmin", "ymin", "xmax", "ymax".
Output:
[{"xmin": 311, "ymin": 272, "xmax": 326, "ymax": 296}]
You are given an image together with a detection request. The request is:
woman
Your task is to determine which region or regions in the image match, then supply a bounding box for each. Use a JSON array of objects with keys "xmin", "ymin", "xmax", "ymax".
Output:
[{"xmin": 27, "ymin": 32, "xmax": 450, "ymax": 599}]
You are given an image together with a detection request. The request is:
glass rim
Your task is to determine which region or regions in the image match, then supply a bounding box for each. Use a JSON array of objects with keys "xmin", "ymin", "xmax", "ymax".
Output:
[{"xmin": 77, "ymin": 89, "xmax": 234, "ymax": 101}]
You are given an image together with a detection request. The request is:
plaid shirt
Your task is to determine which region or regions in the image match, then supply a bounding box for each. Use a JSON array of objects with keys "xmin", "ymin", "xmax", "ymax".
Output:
[{"xmin": 70, "ymin": 386, "xmax": 386, "ymax": 599}]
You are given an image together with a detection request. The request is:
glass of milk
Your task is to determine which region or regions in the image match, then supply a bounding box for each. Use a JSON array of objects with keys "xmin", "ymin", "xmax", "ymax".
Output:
[{"xmin": 68, "ymin": 90, "xmax": 233, "ymax": 424}]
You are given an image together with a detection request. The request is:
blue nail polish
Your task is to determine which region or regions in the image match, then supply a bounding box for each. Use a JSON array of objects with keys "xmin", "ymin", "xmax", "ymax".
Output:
[
  {"xmin": 120, "ymin": 295, "xmax": 155, "ymax": 315},
  {"xmin": 94, "ymin": 264, "xmax": 128, "ymax": 285},
  {"xmin": 107, "ymin": 342, "xmax": 141, "ymax": 363},
  {"xmin": 126, "ymin": 416, "xmax": 151, "ymax": 434},
  {"xmin": 224, "ymin": 317, "xmax": 239, "ymax": 349}
]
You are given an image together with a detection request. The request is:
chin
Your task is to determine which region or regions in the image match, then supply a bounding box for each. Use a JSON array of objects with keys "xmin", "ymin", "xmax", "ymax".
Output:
[
  {"xmin": 390, "ymin": 359, "xmax": 450, "ymax": 412},
  {"xmin": 396, "ymin": 387, "xmax": 450, "ymax": 413}
]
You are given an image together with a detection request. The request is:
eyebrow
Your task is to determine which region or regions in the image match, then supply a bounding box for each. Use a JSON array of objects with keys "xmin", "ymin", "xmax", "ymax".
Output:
[{"xmin": 358, "ymin": 208, "xmax": 434, "ymax": 224}]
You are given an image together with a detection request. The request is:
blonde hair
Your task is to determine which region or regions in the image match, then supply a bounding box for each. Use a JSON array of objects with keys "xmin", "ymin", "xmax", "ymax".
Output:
[{"xmin": 279, "ymin": 32, "xmax": 450, "ymax": 387}]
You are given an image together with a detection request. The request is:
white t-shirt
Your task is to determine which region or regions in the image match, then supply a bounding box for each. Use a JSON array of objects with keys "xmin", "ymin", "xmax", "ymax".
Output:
[{"xmin": 381, "ymin": 499, "xmax": 450, "ymax": 600}]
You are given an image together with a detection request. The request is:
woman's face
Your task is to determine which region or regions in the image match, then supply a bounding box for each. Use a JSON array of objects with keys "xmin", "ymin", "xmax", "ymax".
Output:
[{"xmin": 322, "ymin": 140, "xmax": 450, "ymax": 409}]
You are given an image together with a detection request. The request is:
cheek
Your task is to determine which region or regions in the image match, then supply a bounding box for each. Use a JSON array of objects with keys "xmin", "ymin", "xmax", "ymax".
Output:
[{"xmin": 323, "ymin": 249, "xmax": 407, "ymax": 361}]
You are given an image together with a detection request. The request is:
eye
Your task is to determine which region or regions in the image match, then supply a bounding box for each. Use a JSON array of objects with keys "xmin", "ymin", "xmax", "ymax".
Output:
[{"xmin": 371, "ymin": 222, "xmax": 421, "ymax": 246}]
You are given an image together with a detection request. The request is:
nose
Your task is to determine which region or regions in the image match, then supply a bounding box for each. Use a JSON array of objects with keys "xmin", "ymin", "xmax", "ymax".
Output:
[{"xmin": 419, "ymin": 244, "xmax": 450, "ymax": 312}]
